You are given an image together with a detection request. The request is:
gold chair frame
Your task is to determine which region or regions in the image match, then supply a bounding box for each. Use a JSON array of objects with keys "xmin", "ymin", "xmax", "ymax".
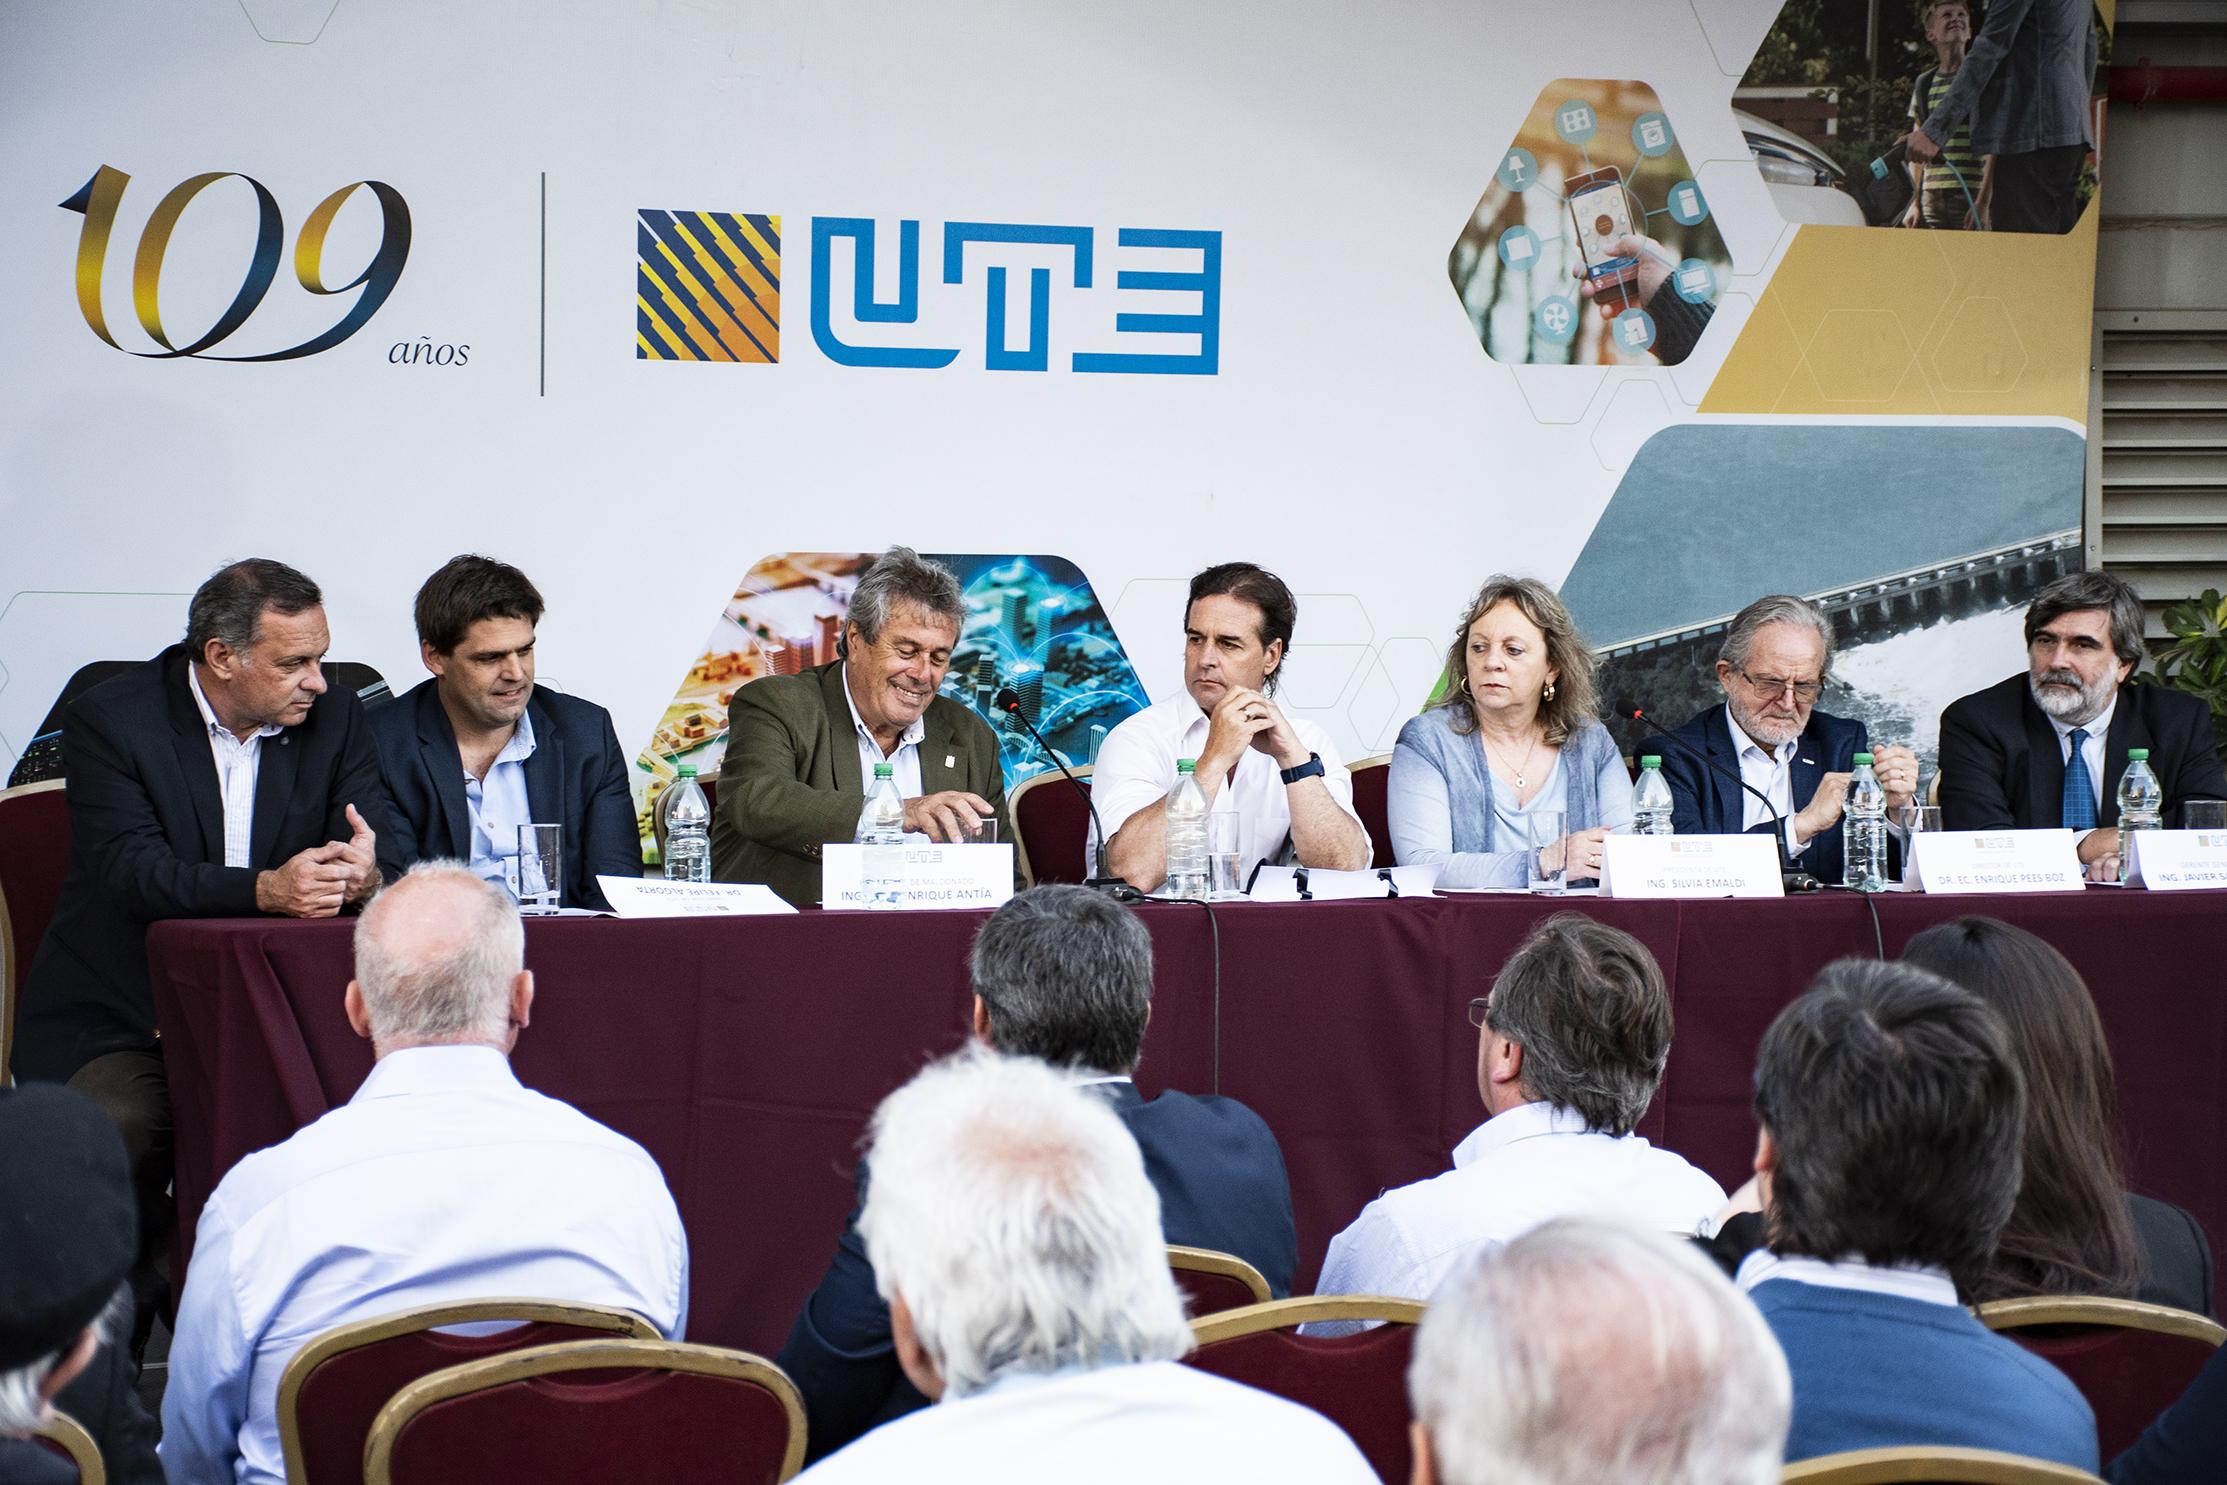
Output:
[
  {"xmin": 276, "ymin": 1297, "xmax": 658, "ymax": 1485},
  {"xmin": 1166, "ymin": 1244, "xmax": 1272, "ymax": 1309},
  {"xmin": 0, "ymin": 777, "xmax": 68, "ymax": 1084},
  {"xmin": 1007, "ymin": 763, "xmax": 1092, "ymax": 888},
  {"xmin": 1975, "ymin": 1294, "xmax": 2227, "ymax": 1347},
  {"xmin": 1190, "ymin": 1293, "xmax": 1426, "ymax": 1346},
  {"xmin": 32, "ymin": 1410, "xmax": 103, "ymax": 1485},
  {"xmin": 362, "ymin": 1338, "xmax": 807, "ymax": 1485},
  {"xmin": 1781, "ymin": 1444, "xmax": 2105, "ymax": 1482}
]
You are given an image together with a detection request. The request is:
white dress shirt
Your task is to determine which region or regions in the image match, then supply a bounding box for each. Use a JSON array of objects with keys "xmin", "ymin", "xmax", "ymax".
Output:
[
  {"xmin": 1737, "ymin": 1250, "xmax": 1961, "ymax": 1308},
  {"xmin": 1089, "ymin": 693, "xmax": 1363, "ymax": 881},
  {"xmin": 1309, "ymin": 1102, "xmax": 1724, "ymax": 1333},
  {"xmin": 2047, "ymin": 693, "xmax": 2115, "ymax": 827},
  {"xmin": 160, "ymin": 1046, "xmax": 689, "ymax": 1485},
  {"xmin": 465, "ymin": 706, "xmax": 537, "ymax": 897},
  {"xmin": 187, "ymin": 665, "xmax": 283, "ymax": 869},
  {"xmin": 1727, "ymin": 705, "xmax": 1806, "ymax": 858},
  {"xmin": 792, "ymin": 1360, "xmax": 1377, "ymax": 1485},
  {"xmin": 843, "ymin": 664, "xmax": 930, "ymax": 842}
]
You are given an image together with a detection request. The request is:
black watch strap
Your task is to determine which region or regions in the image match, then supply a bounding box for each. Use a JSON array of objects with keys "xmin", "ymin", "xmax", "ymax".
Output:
[{"xmin": 1280, "ymin": 751, "xmax": 1325, "ymax": 786}]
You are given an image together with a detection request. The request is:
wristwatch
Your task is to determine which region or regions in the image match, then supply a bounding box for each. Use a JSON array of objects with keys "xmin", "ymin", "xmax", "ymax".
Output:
[{"xmin": 1280, "ymin": 752, "xmax": 1325, "ymax": 786}]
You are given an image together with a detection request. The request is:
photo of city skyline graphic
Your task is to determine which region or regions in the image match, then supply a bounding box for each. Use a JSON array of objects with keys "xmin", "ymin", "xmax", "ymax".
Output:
[{"xmin": 631, "ymin": 551, "xmax": 1146, "ymax": 856}]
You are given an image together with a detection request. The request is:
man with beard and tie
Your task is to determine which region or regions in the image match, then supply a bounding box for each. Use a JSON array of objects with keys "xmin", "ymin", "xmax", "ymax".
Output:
[{"xmin": 1939, "ymin": 571, "xmax": 2227, "ymax": 881}]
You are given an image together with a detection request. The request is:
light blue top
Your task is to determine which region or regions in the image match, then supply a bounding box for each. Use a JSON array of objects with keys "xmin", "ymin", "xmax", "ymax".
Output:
[
  {"xmin": 465, "ymin": 706, "xmax": 537, "ymax": 897},
  {"xmin": 1388, "ymin": 707, "xmax": 1633, "ymax": 888}
]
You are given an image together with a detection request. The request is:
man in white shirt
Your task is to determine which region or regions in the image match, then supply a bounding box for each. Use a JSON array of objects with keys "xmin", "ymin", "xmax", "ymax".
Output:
[
  {"xmin": 793, "ymin": 1049, "xmax": 1375, "ymax": 1485},
  {"xmin": 159, "ymin": 863, "xmax": 688, "ymax": 1485},
  {"xmin": 1093, "ymin": 561, "xmax": 1369, "ymax": 890},
  {"xmin": 1409, "ymin": 1217, "xmax": 1790, "ymax": 1485},
  {"xmin": 1311, "ymin": 914, "xmax": 1722, "ymax": 1328}
]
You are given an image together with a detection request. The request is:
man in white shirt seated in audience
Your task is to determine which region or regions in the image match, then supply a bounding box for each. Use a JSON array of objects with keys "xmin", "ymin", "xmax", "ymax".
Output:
[
  {"xmin": 1311, "ymin": 914, "xmax": 1723, "ymax": 1328},
  {"xmin": 792, "ymin": 1049, "xmax": 1376, "ymax": 1484},
  {"xmin": 1093, "ymin": 561, "xmax": 1369, "ymax": 890},
  {"xmin": 1409, "ymin": 1217, "xmax": 1790, "ymax": 1485},
  {"xmin": 159, "ymin": 862, "xmax": 688, "ymax": 1485}
]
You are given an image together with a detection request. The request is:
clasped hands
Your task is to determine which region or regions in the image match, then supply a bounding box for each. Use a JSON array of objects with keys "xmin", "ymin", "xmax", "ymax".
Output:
[
  {"xmin": 257, "ymin": 803, "xmax": 380, "ymax": 918},
  {"xmin": 1199, "ymin": 685, "xmax": 1308, "ymax": 780}
]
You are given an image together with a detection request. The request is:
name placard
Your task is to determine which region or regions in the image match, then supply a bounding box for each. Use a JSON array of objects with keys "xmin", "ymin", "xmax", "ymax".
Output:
[
  {"xmin": 1599, "ymin": 834, "xmax": 1783, "ymax": 899},
  {"xmin": 597, "ymin": 877, "xmax": 796, "ymax": 917},
  {"xmin": 821, "ymin": 843, "xmax": 1015, "ymax": 911},
  {"xmin": 2127, "ymin": 829, "xmax": 2227, "ymax": 891},
  {"xmin": 1910, "ymin": 830, "xmax": 2083, "ymax": 894}
]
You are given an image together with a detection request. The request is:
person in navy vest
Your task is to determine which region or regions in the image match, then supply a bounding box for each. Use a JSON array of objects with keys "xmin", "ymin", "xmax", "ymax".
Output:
[
  {"xmin": 776, "ymin": 885, "xmax": 1298, "ymax": 1465},
  {"xmin": 1938, "ymin": 570, "xmax": 2227, "ymax": 883},
  {"xmin": 1638, "ymin": 595, "xmax": 1918, "ymax": 885},
  {"xmin": 371, "ymin": 556, "xmax": 642, "ymax": 912}
]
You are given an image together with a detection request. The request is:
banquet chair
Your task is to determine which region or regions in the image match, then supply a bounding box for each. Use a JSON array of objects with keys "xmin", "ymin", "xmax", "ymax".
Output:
[
  {"xmin": 362, "ymin": 1338, "xmax": 806, "ymax": 1485},
  {"xmin": 0, "ymin": 779, "xmax": 70, "ymax": 1084},
  {"xmin": 1185, "ymin": 1295, "xmax": 1426, "ymax": 1483},
  {"xmin": 1780, "ymin": 1444, "xmax": 2104, "ymax": 1482},
  {"xmin": 1011, "ymin": 765, "xmax": 1092, "ymax": 886},
  {"xmin": 1975, "ymin": 1295, "xmax": 2225, "ymax": 1460},
  {"xmin": 31, "ymin": 1411, "xmax": 103, "ymax": 1485},
  {"xmin": 1167, "ymin": 1244, "xmax": 1272, "ymax": 1317},
  {"xmin": 276, "ymin": 1297, "xmax": 659, "ymax": 1485},
  {"xmin": 1348, "ymin": 754, "xmax": 1391, "ymax": 866}
]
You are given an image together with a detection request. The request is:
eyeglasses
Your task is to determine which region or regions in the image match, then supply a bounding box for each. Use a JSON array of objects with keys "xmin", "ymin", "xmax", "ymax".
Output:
[
  {"xmin": 1736, "ymin": 668, "xmax": 1822, "ymax": 703},
  {"xmin": 1468, "ymin": 996, "xmax": 1491, "ymax": 1029}
]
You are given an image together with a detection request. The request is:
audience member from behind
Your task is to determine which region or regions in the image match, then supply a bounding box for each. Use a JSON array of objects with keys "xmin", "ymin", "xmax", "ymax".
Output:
[
  {"xmin": 1409, "ymin": 1217, "xmax": 1790, "ymax": 1485},
  {"xmin": 1902, "ymin": 917, "xmax": 2212, "ymax": 1317},
  {"xmin": 1743, "ymin": 959, "xmax": 2097, "ymax": 1469},
  {"xmin": 790, "ymin": 1050, "xmax": 1375, "ymax": 1484},
  {"xmin": 160, "ymin": 863, "xmax": 688, "ymax": 1485},
  {"xmin": 1311, "ymin": 914, "xmax": 1722, "ymax": 1327},
  {"xmin": 778, "ymin": 884, "xmax": 1299, "ymax": 1461},
  {"xmin": 0, "ymin": 1087, "xmax": 162, "ymax": 1485}
]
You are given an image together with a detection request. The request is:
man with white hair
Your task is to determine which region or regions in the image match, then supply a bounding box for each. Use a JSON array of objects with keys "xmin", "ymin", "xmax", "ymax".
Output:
[
  {"xmin": 1407, "ymin": 1217, "xmax": 1791, "ymax": 1485},
  {"xmin": 159, "ymin": 862, "xmax": 688, "ymax": 1485},
  {"xmin": 793, "ymin": 1051, "xmax": 1375, "ymax": 1483}
]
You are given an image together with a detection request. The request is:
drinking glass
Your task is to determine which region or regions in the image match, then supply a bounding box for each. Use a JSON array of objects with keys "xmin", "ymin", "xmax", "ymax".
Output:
[
  {"xmin": 517, "ymin": 823, "xmax": 562, "ymax": 914},
  {"xmin": 1527, "ymin": 809, "xmax": 1567, "ymax": 894},
  {"xmin": 1895, "ymin": 804, "xmax": 1941, "ymax": 887},
  {"xmin": 1206, "ymin": 811, "xmax": 1246, "ymax": 900},
  {"xmin": 965, "ymin": 816, "xmax": 999, "ymax": 845},
  {"xmin": 2181, "ymin": 800, "xmax": 2227, "ymax": 831}
]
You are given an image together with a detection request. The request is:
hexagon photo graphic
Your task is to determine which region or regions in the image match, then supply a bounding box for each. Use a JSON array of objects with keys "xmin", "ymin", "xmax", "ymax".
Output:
[
  {"xmin": 1449, "ymin": 80, "xmax": 1733, "ymax": 369},
  {"xmin": 1734, "ymin": 1, "xmax": 2108, "ymax": 233},
  {"xmin": 630, "ymin": 552, "xmax": 1146, "ymax": 859}
]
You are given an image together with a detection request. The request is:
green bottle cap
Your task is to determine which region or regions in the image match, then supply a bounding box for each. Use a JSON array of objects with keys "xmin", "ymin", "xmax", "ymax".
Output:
[
  {"xmin": 1177, "ymin": 758, "xmax": 1196, "ymax": 774},
  {"xmin": 1640, "ymin": 755, "xmax": 1662, "ymax": 769},
  {"xmin": 875, "ymin": 762, "xmax": 894, "ymax": 778},
  {"xmin": 2128, "ymin": 748, "xmax": 2149, "ymax": 762},
  {"xmin": 1852, "ymin": 752, "xmax": 1874, "ymax": 765},
  {"xmin": 677, "ymin": 765, "xmax": 696, "ymax": 779}
]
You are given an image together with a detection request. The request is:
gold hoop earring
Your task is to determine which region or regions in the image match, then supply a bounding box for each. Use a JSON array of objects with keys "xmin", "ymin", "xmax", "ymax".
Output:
[{"xmin": 1543, "ymin": 680, "xmax": 1557, "ymax": 702}]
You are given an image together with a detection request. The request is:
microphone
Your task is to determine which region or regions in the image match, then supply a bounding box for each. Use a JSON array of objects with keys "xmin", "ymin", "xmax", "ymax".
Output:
[
  {"xmin": 994, "ymin": 686, "xmax": 1137, "ymax": 897},
  {"xmin": 1619, "ymin": 703, "xmax": 1824, "ymax": 893}
]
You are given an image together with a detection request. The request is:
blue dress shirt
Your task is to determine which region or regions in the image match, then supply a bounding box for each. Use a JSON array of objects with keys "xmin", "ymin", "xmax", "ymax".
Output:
[{"xmin": 466, "ymin": 708, "xmax": 538, "ymax": 897}]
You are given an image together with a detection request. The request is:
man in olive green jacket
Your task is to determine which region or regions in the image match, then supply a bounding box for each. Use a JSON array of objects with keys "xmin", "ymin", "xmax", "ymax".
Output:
[{"xmin": 712, "ymin": 548, "xmax": 1012, "ymax": 907}]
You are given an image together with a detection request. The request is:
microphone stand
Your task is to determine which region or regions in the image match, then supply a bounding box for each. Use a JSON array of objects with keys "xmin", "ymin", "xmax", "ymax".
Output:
[
  {"xmin": 995, "ymin": 687, "xmax": 1141, "ymax": 899},
  {"xmin": 1624, "ymin": 705, "xmax": 1824, "ymax": 893}
]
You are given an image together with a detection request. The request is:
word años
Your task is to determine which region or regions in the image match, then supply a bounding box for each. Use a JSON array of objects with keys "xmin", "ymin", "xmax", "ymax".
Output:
[{"xmin": 388, "ymin": 336, "xmax": 470, "ymax": 366}]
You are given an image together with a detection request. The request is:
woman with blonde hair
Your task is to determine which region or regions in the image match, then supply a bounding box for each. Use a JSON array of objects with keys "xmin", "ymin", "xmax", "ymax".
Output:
[{"xmin": 1388, "ymin": 576, "xmax": 1632, "ymax": 887}]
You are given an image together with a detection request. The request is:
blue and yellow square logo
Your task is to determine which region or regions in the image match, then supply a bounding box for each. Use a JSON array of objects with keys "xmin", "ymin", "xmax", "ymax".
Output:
[{"xmin": 636, "ymin": 210, "xmax": 779, "ymax": 362}]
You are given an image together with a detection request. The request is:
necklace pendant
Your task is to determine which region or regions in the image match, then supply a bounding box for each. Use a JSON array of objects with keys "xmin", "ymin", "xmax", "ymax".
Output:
[{"xmin": 1515, "ymin": 773, "xmax": 1526, "ymax": 788}]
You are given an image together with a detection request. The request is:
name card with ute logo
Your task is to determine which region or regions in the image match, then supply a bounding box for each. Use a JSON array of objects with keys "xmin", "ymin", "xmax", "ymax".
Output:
[
  {"xmin": 821, "ymin": 843, "xmax": 1014, "ymax": 911},
  {"xmin": 1599, "ymin": 834, "xmax": 1782, "ymax": 899},
  {"xmin": 2127, "ymin": 830, "xmax": 2227, "ymax": 891},
  {"xmin": 1910, "ymin": 830, "xmax": 2083, "ymax": 894}
]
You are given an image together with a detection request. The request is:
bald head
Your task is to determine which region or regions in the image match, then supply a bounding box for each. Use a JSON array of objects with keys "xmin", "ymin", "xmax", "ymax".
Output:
[{"xmin": 349, "ymin": 862, "xmax": 528, "ymax": 1055}]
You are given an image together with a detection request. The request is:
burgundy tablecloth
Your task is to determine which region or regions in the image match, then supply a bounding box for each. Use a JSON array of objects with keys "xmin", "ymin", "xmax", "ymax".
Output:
[{"xmin": 150, "ymin": 889, "xmax": 2227, "ymax": 1356}]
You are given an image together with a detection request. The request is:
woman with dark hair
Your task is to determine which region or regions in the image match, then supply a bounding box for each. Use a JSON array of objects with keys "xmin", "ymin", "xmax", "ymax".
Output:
[{"xmin": 1901, "ymin": 916, "xmax": 2213, "ymax": 1315}]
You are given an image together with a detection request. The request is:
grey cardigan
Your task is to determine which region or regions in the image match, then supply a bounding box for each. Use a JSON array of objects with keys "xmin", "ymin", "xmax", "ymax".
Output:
[{"xmin": 1388, "ymin": 706, "xmax": 1629, "ymax": 887}]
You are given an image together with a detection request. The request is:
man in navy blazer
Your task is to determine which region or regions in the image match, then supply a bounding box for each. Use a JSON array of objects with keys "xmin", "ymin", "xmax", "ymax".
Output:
[
  {"xmin": 371, "ymin": 556, "xmax": 642, "ymax": 912},
  {"xmin": 1940, "ymin": 571, "xmax": 2227, "ymax": 880},
  {"xmin": 1639, "ymin": 595, "xmax": 1917, "ymax": 884},
  {"xmin": 776, "ymin": 885, "xmax": 1297, "ymax": 1464}
]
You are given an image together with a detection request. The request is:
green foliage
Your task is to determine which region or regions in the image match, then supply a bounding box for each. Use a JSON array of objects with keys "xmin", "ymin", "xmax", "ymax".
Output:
[{"xmin": 2154, "ymin": 589, "xmax": 2227, "ymax": 763}]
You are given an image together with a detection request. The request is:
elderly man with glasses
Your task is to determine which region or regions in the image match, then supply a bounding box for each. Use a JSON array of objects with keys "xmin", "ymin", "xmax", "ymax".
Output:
[{"xmin": 1637, "ymin": 595, "xmax": 1917, "ymax": 886}]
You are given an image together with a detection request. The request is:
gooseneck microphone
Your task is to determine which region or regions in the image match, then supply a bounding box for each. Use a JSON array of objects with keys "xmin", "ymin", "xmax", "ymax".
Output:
[
  {"xmin": 1620, "ymin": 703, "xmax": 1824, "ymax": 893},
  {"xmin": 994, "ymin": 687, "xmax": 1137, "ymax": 897}
]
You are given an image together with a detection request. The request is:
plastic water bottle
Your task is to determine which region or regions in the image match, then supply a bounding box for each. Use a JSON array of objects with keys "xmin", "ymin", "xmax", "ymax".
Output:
[
  {"xmin": 2116, "ymin": 748, "xmax": 2163, "ymax": 885},
  {"xmin": 1844, "ymin": 752, "xmax": 1888, "ymax": 892},
  {"xmin": 1633, "ymin": 755, "xmax": 1675, "ymax": 836},
  {"xmin": 662, "ymin": 766, "xmax": 711, "ymax": 883},
  {"xmin": 1164, "ymin": 758, "xmax": 1209, "ymax": 900},
  {"xmin": 855, "ymin": 761, "xmax": 907, "ymax": 909}
]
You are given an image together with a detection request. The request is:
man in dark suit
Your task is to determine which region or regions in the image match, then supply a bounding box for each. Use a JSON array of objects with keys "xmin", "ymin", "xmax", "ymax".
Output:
[
  {"xmin": 1640, "ymin": 595, "xmax": 1918, "ymax": 884},
  {"xmin": 776, "ymin": 885, "xmax": 1297, "ymax": 1463},
  {"xmin": 712, "ymin": 546, "xmax": 1010, "ymax": 907},
  {"xmin": 371, "ymin": 555, "xmax": 641, "ymax": 912},
  {"xmin": 14, "ymin": 560, "xmax": 395, "ymax": 1321},
  {"xmin": 1940, "ymin": 570, "xmax": 2227, "ymax": 880}
]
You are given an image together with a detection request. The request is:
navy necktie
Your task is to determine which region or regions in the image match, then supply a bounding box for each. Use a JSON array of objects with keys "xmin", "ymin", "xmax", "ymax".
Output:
[{"xmin": 2062, "ymin": 728, "xmax": 2097, "ymax": 831}]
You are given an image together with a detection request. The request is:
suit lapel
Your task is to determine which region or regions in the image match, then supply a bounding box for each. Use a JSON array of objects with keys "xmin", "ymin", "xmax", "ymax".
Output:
[
  {"xmin": 2018, "ymin": 685, "xmax": 2067, "ymax": 828},
  {"xmin": 249, "ymin": 723, "xmax": 301, "ymax": 866},
  {"xmin": 919, "ymin": 705, "xmax": 962, "ymax": 795},
  {"xmin": 523, "ymin": 697, "xmax": 561, "ymax": 827},
  {"xmin": 165, "ymin": 664, "xmax": 227, "ymax": 864},
  {"xmin": 2099, "ymin": 684, "xmax": 2147, "ymax": 828},
  {"xmin": 1699, "ymin": 708, "xmax": 1740, "ymax": 832},
  {"xmin": 414, "ymin": 686, "xmax": 471, "ymax": 856},
  {"xmin": 821, "ymin": 664, "xmax": 864, "ymax": 796},
  {"xmin": 1790, "ymin": 715, "xmax": 1829, "ymax": 810}
]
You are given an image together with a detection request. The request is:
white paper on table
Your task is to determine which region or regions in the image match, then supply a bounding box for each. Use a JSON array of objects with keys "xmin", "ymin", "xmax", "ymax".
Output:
[
  {"xmin": 1246, "ymin": 864, "xmax": 1440, "ymax": 901},
  {"xmin": 597, "ymin": 876, "xmax": 797, "ymax": 917},
  {"xmin": 2127, "ymin": 829, "xmax": 2227, "ymax": 890},
  {"xmin": 1910, "ymin": 829, "xmax": 2083, "ymax": 894},
  {"xmin": 1599, "ymin": 834, "xmax": 1783, "ymax": 899},
  {"xmin": 820, "ymin": 842, "xmax": 1015, "ymax": 911}
]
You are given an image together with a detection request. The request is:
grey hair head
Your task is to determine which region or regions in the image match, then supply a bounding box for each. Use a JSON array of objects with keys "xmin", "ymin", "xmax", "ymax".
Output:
[
  {"xmin": 842, "ymin": 546, "xmax": 966, "ymax": 655},
  {"xmin": 184, "ymin": 558, "xmax": 323, "ymax": 657},
  {"xmin": 1718, "ymin": 595, "xmax": 1834, "ymax": 675},
  {"xmin": 2025, "ymin": 570, "xmax": 2147, "ymax": 668},
  {"xmin": 352, "ymin": 862, "xmax": 524, "ymax": 1048},
  {"xmin": 971, "ymin": 885, "xmax": 1154, "ymax": 1075},
  {"xmin": 1483, "ymin": 913, "xmax": 1672, "ymax": 1136}
]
